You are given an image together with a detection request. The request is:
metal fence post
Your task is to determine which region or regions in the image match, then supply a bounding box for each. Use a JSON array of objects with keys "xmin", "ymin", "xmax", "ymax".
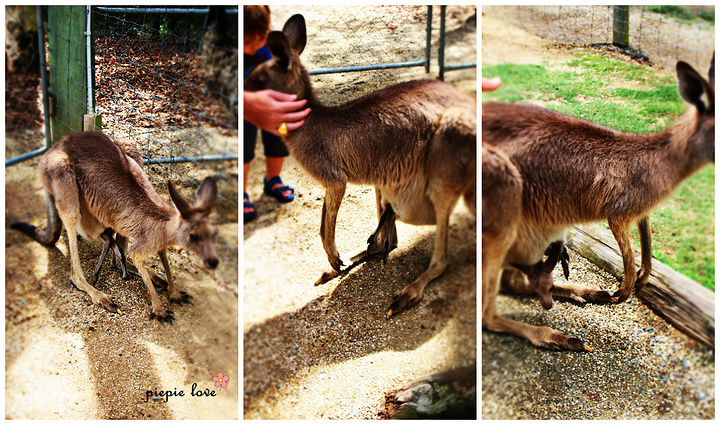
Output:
[
  {"xmin": 425, "ymin": 5, "xmax": 432, "ymax": 73},
  {"xmin": 613, "ymin": 6, "xmax": 630, "ymax": 48},
  {"xmin": 5, "ymin": 6, "xmax": 52, "ymax": 167},
  {"xmin": 439, "ymin": 5, "xmax": 446, "ymax": 80}
]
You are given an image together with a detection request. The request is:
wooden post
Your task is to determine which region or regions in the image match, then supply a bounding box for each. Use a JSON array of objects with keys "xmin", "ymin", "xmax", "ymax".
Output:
[
  {"xmin": 83, "ymin": 114, "xmax": 101, "ymax": 131},
  {"xmin": 613, "ymin": 6, "xmax": 630, "ymax": 48},
  {"xmin": 566, "ymin": 224, "xmax": 714, "ymax": 348},
  {"xmin": 47, "ymin": 6, "xmax": 88, "ymax": 139}
]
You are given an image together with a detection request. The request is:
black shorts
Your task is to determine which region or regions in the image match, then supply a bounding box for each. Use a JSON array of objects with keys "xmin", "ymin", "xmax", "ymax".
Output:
[{"xmin": 244, "ymin": 120, "xmax": 290, "ymax": 163}]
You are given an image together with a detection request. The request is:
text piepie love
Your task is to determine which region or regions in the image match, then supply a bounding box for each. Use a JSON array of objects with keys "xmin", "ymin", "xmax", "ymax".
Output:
[{"xmin": 145, "ymin": 383, "xmax": 217, "ymax": 403}]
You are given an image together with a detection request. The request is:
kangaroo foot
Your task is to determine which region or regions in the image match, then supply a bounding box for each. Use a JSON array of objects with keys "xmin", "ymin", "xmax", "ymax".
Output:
[
  {"xmin": 540, "ymin": 332, "xmax": 592, "ymax": 352},
  {"xmin": 71, "ymin": 279, "xmax": 120, "ymax": 313},
  {"xmin": 367, "ymin": 204, "xmax": 398, "ymax": 263},
  {"xmin": 100, "ymin": 297, "xmax": 120, "ymax": 314},
  {"xmin": 612, "ymin": 287, "xmax": 633, "ymax": 303},
  {"xmin": 169, "ymin": 291, "xmax": 193, "ymax": 306},
  {"xmin": 149, "ymin": 308, "xmax": 175, "ymax": 324},
  {"xmin": 387, "ymin": 284, "xmax": 423, "ymax": 319}
]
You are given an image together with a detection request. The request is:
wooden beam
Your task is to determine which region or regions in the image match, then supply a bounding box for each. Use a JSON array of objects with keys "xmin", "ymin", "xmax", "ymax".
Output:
[
  {"xmin": 566, "ymin": 224, "xmax": 714, "ymax": 348},
  {"xmin": 47, "ymin": 6, "xmax": 88, "ymax": 139}
]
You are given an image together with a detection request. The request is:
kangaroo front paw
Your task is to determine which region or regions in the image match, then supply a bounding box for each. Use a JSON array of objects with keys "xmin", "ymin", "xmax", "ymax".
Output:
[
  {"xmin": 169, "ymin": 291, "xmax": 193, "ymax": 306},
  {"xmin": 149, "ymin": 309, "xmax": 175, "ymax": 324},
  {"xmin": 387, "ymin": 285, "xmax": 423, "ymax": 319}
]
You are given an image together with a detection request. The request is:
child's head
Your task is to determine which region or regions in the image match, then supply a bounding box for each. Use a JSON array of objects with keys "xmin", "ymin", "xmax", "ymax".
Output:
[{"xmin": 244, "ymin": 5, "xmax": 271, "ymax": 55}]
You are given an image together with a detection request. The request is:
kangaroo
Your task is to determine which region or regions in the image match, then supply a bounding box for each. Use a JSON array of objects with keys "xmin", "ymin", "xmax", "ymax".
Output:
[
  {"xmin": 89, "ymin": 137, "xmax": 169, "ymax": 291},
  {"xmin": 244, "ymin": 14, "xmax": 476, "ymax": 317},
  {"xmin": 10, "ymin": 131, "xmax": 219, "ymax": 323},
  {"xmin": 482, "ymin": 143, "xmax": 591, "ymax": 351},
  {"xmin": 483, "ymin": 55, "xmax": 714, "ymax": 306}
]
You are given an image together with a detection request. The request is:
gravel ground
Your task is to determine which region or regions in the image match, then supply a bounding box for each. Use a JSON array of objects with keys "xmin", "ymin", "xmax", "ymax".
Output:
[
  {"xmin": 5, "ymin": 155, "xmax": 238, "ymax": 419},
  {"xmin": 481, "ymin": 9, "xmax": 714, "ymax": 420},
  {"xmin": 482, "ymin": 251, "xmax": 714, "ymax": 420},
  {"xmin": 243, "ymin": 6, "xmax": 477, "ymax": 419},
  {"xmin": 243, "ymin": 164, "xmax": 477, "ymax": 419}
]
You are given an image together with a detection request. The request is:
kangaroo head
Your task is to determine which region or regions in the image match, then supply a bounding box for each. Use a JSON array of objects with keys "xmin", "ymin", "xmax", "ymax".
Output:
[
  {"xmin": 168, "ymin": 176, "xmax": 219, "ymax": 270},
  {"xmin": 243, "ymin": 14, "xmax": 310, "ymax": 99},
  {"xmin": 676, "ymin": 53, "xmax": 715, "ymax": 164},
  {"xmin": 511, "ymin": 241, "xmax": 564, "ymax": 310}
]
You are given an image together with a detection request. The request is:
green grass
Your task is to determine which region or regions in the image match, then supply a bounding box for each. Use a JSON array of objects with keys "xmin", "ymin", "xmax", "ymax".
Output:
[
  {"xmin": 644, "ymin": 6, "xmax": 715, "ymax": 24},
  {"xmin": 483, "ymin": 51, "xmax": 715, "ymax": 290}
]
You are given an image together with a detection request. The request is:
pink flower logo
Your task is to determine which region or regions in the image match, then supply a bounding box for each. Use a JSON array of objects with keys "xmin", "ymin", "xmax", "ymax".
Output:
[{"xmin": 213, "ymin": 372, "xmax": 229, "ymax": 389}]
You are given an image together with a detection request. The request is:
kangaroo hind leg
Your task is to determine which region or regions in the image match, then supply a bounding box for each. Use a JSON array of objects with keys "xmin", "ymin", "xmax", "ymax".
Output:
[{"xmin": 50, "ymin": 170, "xmax": 118, "ymax": 313}]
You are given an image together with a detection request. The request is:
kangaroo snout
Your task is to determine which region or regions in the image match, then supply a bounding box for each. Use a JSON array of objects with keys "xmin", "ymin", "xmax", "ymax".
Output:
[{"xmin": 205, "ymin": 256, "xmax": 219, "ymax": 270}]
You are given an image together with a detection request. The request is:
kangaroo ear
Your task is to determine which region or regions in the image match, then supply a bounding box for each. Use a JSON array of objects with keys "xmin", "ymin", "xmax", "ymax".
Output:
[
  {"xmin": 677, "ymin": 60, "xmax": 713, "ymax": 114},
  {"xmin": 543, "ymin": 241, "xmax": 563, "ymax": 273},
  {"xmin": 168, "ymin": 180, "xmax": 194, "ymax": 219},
  {"xmin": 266, "ymin": 31, "xmax": 292, "ymax": 72},
  {"xmin": 282, "ymin": 14, "xmax": 307, "ymax": 55},
  {"xmin": 195, "ymin": 176, "xmax": 217, "ymax": 212}
]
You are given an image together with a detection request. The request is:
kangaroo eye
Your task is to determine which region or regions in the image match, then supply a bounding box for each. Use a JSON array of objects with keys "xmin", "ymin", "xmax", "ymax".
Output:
[{"xmin": 189, "ymin": 234, "xmax": 199, "ymax": 242}]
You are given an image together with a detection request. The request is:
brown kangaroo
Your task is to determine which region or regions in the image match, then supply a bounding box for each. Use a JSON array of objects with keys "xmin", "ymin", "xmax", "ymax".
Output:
[
  {"xmin": 89, "ymin": 137, "xmax": 169, "ymax": 291},
  {"xmin": 483, "ymin": 55, "xmax": 714, "ymax": 307},
  {"xmin": 482, "ymin": 143, "xmax": 592, "ymax": 351},
  {"xmin": 244, "ymin": 14, "xmax": 476, "ymax": 317},
  {"xmin": 11, "ymin": 131, "xmax": 219, "ymax": 323}
]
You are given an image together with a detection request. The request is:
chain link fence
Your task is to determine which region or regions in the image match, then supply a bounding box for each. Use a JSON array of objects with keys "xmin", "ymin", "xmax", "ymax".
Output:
[
  {"xmin": 484, "ymin": 5, "xmax": 714, "ymax": 72},
  {"xmin": 5, "ymin": 6, "xmax": 46, "ymax": 164},
  {"xmin": 266, "ymin": 5, "xmax": 477, "ymax": 104}
]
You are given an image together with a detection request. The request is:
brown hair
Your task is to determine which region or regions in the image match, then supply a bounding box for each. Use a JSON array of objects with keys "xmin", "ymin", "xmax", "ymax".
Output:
[{"xmin": 244, "ymin": 6, "xmax": 271, "ymax": 38}]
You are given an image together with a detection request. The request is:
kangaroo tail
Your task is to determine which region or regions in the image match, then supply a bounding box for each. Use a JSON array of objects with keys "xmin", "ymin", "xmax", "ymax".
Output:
[{"xmin": 10, "ymin": 190, "xmax": 62, "ymax": 246}]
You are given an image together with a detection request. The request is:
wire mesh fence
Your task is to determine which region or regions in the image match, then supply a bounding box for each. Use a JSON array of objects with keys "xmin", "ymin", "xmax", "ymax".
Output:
[
  {"xmin": 5, "ymin": 6, "xmax": 239, "ymax": 287},
  {"xmin": 484, "ymin": 5, "xmax": 714, "ymax": 72},
  {"xmin": 5, "ymin": 6, "xmax": 46, "ymax": 163},
  {"xmin": 265, "ymin": 5, "xmax": 476, "ymax": 105}
]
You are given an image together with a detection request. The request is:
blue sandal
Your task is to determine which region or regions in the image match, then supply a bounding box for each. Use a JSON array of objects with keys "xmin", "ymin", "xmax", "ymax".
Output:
[
  {"xmin": 244, "ymin": 192, "xmax": 257, "ymax": 223},
  {"xmin": 263, "ymin": 175, "xmax": 295, "ymax": 203}
]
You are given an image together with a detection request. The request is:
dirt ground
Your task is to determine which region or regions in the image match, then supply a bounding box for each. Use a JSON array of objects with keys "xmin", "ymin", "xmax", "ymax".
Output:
[
  {"xmin": 5, "ymin": 155, "xmax": 239, "ymax": 419},
  {"xmin": 481, "ymin": 7, "xmax": 714, "ymax": 420},
  {"xmin": 243, "ymin": 6, "xmax": 477, "ymax": 420}
]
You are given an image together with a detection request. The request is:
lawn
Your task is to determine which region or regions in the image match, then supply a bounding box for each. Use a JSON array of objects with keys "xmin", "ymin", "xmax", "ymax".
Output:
[{"xmin": 482, "ymin": 51, "xmax": 715, "ymax": 290}]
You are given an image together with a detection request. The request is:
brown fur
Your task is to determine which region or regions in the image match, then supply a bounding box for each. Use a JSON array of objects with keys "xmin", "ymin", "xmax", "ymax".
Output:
[
  {"xmin": 11, "ymin": 131, "xmax": 219, "ymax": 322},
  {"xmin": 482, "ymin": 143, "xmax": 590, "ymax": 351},
  {"xmin": 483, "ymin": 56, "xmax": 714, "ymax": 305},
  {"xmin": 244, "ymin": 14, "xmax": 476, "ymax": 317}
]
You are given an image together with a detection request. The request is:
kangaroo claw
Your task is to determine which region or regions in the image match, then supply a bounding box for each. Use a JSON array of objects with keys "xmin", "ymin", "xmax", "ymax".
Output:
[
  {"xmin": 149, "ymin": 309, "xmax": 175, "ymax": 324},
  {"xmin": 169, "ymin": 291, "xmax": 193, "ymax": 306}
]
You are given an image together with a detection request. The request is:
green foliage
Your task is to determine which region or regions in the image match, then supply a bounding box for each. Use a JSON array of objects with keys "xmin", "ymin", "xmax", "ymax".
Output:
[
  {"xmin": 644, "ymin": 6, "xmax": 715, "ymax": 24},
  {"xmin": 482, "ymin": 52, "xmax": 715, "ymax": 290}
]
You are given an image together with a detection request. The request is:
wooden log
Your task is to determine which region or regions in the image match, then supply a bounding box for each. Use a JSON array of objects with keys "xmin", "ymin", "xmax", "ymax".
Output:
[
  {"xmin": 566, "ymin": 224, "xmax": 714, "ymax": 348},
  {"xmin": 381, "ymin": 365, "xmax": 476, "ymax": 419}
]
